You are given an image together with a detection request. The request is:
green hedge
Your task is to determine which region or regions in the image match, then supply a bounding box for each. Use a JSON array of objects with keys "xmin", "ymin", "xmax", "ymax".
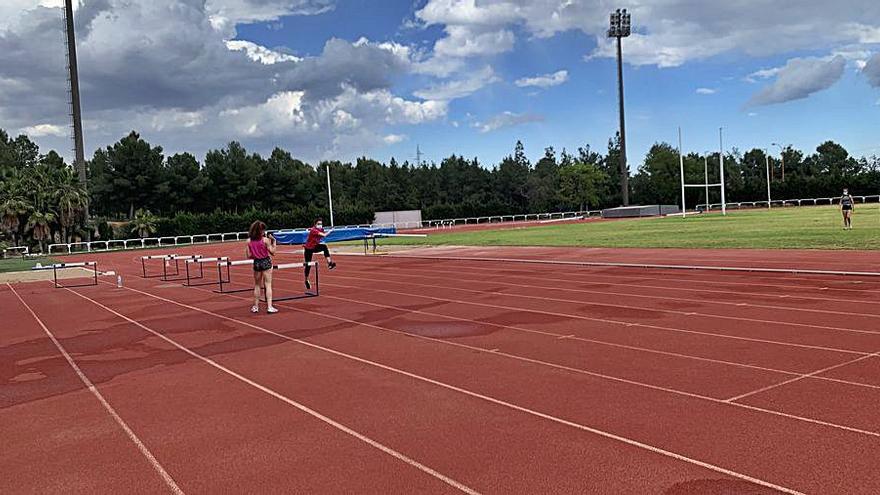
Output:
[{"xmin": 148, "ymin": 206, "xmax": 374, "ymax": 238}]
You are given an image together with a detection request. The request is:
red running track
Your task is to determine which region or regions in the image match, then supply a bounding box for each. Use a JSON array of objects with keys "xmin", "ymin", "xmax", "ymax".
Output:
[{"xmin": 3, "ymin": 243, "xmax": 880, "ymax": 494}]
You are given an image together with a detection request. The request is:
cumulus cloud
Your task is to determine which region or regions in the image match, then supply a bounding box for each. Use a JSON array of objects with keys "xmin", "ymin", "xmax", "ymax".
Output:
[
  {"xmin": 474, "ymin": 111, "xmax": 544, "ymax": 133},
  {"xmin": 21, "ymin": 124, "xmax": 67, "ymax": 137},
  {"xmin": 206, "ymin": 0, "xmax": 334, "ymax": 34},
  {"xmin": 747, "ymin": 56, "xmax": 846, "ymax": 107},
  {"xmin": 695, "ymin": 88, "xmax": 716, "ymax": 95},
  {"xmin": 413, "ymin": 66, "xmax": 500, "ymax": 100},
  {"xmin": 417, "ymin": 0, "xmax": 880, "ymax": 70},
  {"xmin": 515, "ymin": 70, "xmax": 568, "ymax": 88},
  {"xmin": 1, "ymin": 0, "xmax": 444, "ymax": 162},
  {"xmin": 226, "ymin": 40, "xmax": 301, "ymax": 64},
  {"xmin": 863, "ymin": 53, "xmax": 880, "ymax": 87},
  {"xmin": 383, "ymin": 134, "xmax": 406, "ymax": 144}
]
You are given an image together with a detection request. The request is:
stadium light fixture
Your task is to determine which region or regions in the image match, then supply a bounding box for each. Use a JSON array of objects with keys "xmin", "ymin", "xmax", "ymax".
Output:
[{"xmin": 608, "ymin": 8, "xmax": 632, "ymax": 206}]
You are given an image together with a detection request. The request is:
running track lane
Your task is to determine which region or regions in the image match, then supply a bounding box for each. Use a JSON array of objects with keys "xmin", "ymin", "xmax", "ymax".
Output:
[
  {"xmin": 312, "ymin": 263, "xmax": 878, "ymax": 374},
  {"xmin": 39, "ymin": 280, "xmax": 768, "ymax": 494},
  {"xmin": 4, "ymin": 283, "xmax": 474, "ymax": 494},
  {"xmin": 241, "ymin": 263, "xmax": 880, "ymax": 437},
  {"xmin": 338, "ymin": 257, "xmax": 880, "ymax": 326},
  {"xmin": 0, "ymin": 285, "xmax": 175, "ymax": 494},
  {"xmin": 107, "ymin": 269, "xmax": 877, "ymax": 494},
  {"xmin": 323, "ymin": 259, "xmax": 880, "ymax": 353}
]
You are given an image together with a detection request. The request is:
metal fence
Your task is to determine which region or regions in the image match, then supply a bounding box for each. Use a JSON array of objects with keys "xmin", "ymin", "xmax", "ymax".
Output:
[
  {"xmin": 697, "ymin": 195, "xmax": 880, "ymax": 211},
  {"xmin": 40, "ymin": 209, "xmax": 599, "ymax": 256}
]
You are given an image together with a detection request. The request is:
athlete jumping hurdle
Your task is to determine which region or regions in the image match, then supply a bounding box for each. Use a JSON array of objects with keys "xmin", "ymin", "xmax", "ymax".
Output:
[{"xmin": 303, "ymin": 217, "xmax": 336, "ymax": 289}]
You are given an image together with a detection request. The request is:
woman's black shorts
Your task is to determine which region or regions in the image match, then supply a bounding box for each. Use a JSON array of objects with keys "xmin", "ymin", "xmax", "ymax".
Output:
[
  {"xmin": 253, "ymin": 257, "xmax": 273, "ymax": 272},
  {"xmin": 842, "ymin": 204, "xmax": 853, "ymax": 211}
]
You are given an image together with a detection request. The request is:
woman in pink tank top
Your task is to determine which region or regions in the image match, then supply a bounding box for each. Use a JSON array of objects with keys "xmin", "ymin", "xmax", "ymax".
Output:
[{"xmin": 246, "ymin": 221, "xmax": 277, "ymax": 314}]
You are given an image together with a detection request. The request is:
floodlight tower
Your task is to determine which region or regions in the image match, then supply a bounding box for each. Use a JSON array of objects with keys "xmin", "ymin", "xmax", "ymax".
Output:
[
  {"xmin": 608, "ymin": 8, "xmax": 632, "ymax": 206},
  {"xmin": 64, "ymin": 0, "xmax": 89, "ymax": 234}
]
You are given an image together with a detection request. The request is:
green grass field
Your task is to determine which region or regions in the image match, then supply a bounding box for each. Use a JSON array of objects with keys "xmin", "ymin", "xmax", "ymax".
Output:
[
  {"xmin": 386, "ymin": 205, "xmax": 880, "ymax": 250},
  {"xmin": 0, "ymin": 257, "xmax": 56, "ymax": 274}
]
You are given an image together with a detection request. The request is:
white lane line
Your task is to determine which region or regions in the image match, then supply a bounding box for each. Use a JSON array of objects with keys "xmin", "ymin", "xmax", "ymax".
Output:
[
  {"xmin": 354, "ymin": 258, "xmax": 880, "ymax": 305},
  {"xmin": 94, "ymin": 281, "xmax": 805, "ymax": 495},
  {"xmin": 329, "ymin": 268, "xmax": 880, "ymax": 337},
  {"xmin": 211, "ymin": 273, "xmax": 880, "ymax": 439},
  {"xmin": 727, "ymin": 352, "xmax": 880, "ymax": 403},
  {"xmin": 315, "ymin": 282, "xmax": 880, "ymax": 393},
  {"xmin": 64, "ymin": 286, "xmax": 480, "ymax": 495},
  {"xmin": 313, "ymin": 272, "xmax": 869, "ymax": 355},
  {"xmin": 8, "ymin": 284, "xmax": 184, "ymax": 495}
]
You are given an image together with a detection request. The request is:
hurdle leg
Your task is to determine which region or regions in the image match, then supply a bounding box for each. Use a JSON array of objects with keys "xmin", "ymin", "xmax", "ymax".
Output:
[
  {"xmin": 314, "ymin": 263, "xmax": 319, "ymax": 296},
  {"xmin": 53, "ymin": 265, "xmax": 59, "ymax": 289},
  {"xmin": 93, "ymin": 263, "xmax": 98, "ymax": 286},
  {"xmin": 142, "ymin": 258, "xmax": 147, "ymax": 278}
]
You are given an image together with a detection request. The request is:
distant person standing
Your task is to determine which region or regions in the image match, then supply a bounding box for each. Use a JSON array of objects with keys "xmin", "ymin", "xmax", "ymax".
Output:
[
  {"xmin": 303, "ymin": 218, "xmax": 336, "ymax": 289},
  {"xmin": 840, "ymin": 188, "xmax": 855, "ymax": 230},
  {"xmin": 247, "ymin": 221, "xmax": 277, "ymax": 314}
]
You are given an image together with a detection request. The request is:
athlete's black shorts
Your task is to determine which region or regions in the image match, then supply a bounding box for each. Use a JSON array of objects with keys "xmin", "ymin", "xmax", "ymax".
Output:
[
  {"xmin": 253, "ymin": 257, "xmax": 272, "ymax": 272},
  {"xmin": 842, "ymin": 204, "xmax": 853, "ymax": 211},
  {"xmin": 304, "ymin": 245, "xmax": 330, "ymax": 263}
]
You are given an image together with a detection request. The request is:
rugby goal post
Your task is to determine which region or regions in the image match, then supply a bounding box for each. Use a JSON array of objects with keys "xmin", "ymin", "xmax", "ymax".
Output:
[{"xmin": 679, "ymin": 127, "xmax": 727, "ymax": 217}]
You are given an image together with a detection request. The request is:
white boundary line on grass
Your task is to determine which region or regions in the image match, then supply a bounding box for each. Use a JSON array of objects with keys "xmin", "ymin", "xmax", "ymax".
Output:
[
  {"xmin": 62, "ymin": 286, "xmax": 479, "ymax": 495},
  {"xmin": 80, "ymin": 280, "xmax": 804, "ymax": 495},
  {"xmin": 8, "ymin": 284, "xmax": 185, "ymax": 495}
]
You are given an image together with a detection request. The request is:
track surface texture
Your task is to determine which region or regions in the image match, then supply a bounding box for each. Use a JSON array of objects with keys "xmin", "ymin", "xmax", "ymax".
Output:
[{"xmin": 3, "ymin": 243, "xmax": 879, "ymax": 494}]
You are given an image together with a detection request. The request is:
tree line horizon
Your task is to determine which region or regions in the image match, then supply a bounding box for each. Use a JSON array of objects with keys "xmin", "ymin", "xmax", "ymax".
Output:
[{"xmin": 2, "ymin": 127, "xmax": 878, "ymax": 249}]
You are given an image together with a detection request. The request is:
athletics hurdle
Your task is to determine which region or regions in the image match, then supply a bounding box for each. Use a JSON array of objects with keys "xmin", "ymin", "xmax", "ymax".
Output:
[
  {"xmin": 184, "ymin": 257, "xmax": 228, "ymax": 287},
  {"xmin": 142, "ymin": 254, "xmax": 203, "ymax": 281},
  {"xmin": 215, "ymin": 259, "xmax": 319, "ymax": 301},
  {"xmin": 267, "ymin": 262, "xmax": 319, "ymax": 302},
  {"xmin": 31, "ymin": 261, "xmax": 99, "ymax": 288},
  {"xmin": 363, "ymin": 233, "xmax": 428, "ymax": 255},
  {"xmin": 215, "ymin": 259, "xmax": 252, "ymax": 294}
]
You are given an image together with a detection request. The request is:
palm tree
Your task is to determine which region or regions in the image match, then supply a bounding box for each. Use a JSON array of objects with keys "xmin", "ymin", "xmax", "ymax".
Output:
[
  {"xmin": 0, "ymin": 171, "xmax": 32, "ymax": 246},
  {"xmin": 130, "ymin": 208, "xmax": 158, "ymax": 238},
  {"xmin": 26, "ymin": 210, "xmax": 56, "ymax": 253},
  {"xmin": 54, "ymin": 168, "xmax": 89, "ymax": 243}
]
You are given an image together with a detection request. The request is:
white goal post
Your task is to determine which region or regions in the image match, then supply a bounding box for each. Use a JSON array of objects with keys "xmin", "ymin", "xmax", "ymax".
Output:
[{"xmin": 679, "ymin": 127, "xmax": 727, "ymax": 217}]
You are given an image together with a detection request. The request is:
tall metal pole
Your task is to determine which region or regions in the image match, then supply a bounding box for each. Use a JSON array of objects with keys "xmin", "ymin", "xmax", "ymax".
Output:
[
  {"xmin": 325, "ymin": 164, "xmax": 335, "ymax": 227},
  {"xmin": 678, "ymin": 127, "xmax": 686, "ymax": 217},
  {"xmin": 703, "ymin": 152, "xmax": 710, "ymax": 211},
  {"xmin": 765, "ymin": 151, "xmax": 772, "ymax": 210},
  {"xmin": 772, "ymin": 142, "xmax": 787, "ymax": 183},
  {"xmin": 64, "ymin": 0, "xmax": 89, "ymax": 235},
  {"xmin": 616, "ymin": 36, "xmax": 629, "ymax": 206},
  {"xmin": 608, "ymin": 9, "xmax": 631, "ymax": 206},
  {"xmin": 719, "ymin": 127, "xmax": 726, "ymax": 216}
]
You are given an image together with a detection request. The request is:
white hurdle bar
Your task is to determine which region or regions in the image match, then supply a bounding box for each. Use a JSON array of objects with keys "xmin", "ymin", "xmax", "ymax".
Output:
[
  {"xmin": 32, "ymin": 261, "xmax": 99, "ymax": 288},
  {"xmin": 184, "ymin": 256, "xmax": 228, "ymax": 287},
  {"xmin": 271, "ymin": 261, "xmax": 319, "ymax": 301},
  {"xmin": 215, "ymin": 259, "xmax": 255, "ymax": 294},
  {"xmin": 141, "ymin": 254, "xmax": 202, "ymax": 280},
  {"xmin": 363, "ymin": 233, "xmax": 428, "ymax": 255},
  {"xmin": 214, "ymin": 259, "xmax": 320, "ymax": 299}
]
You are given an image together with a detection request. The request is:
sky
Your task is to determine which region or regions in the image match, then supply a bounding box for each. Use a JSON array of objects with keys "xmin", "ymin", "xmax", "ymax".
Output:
[{"xmin": 2, "ymin": 0, "xmax": 880, "ymax": 169}]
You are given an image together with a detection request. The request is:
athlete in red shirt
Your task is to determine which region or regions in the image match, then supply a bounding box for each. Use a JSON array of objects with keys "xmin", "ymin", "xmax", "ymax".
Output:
[{"xmin": 303, "ymin": 217, "xmax": 336, "ymax": 289}]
